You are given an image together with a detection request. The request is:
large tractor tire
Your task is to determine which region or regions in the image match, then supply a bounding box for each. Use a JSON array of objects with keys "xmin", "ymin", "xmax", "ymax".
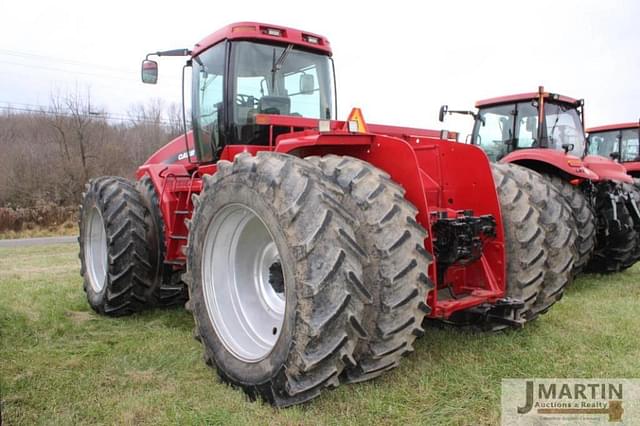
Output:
[
  {"xmin": 184, "ymin": 152, "xmax": 368, "ymax": 407},
  {"xmin": 541, "ymin": 174, "xmax": 596, "ymax": 274},
  {"xmin": 622, "ymin": 183, "xmax": 640, "ymax": 269},
  {"xmin": 499, "ymin": 164, "xmax": 576, "ymax": 315},
  {"xmin": 490, "ymin": 164, "xmax": 548, "ymax": 326},
  {"xmin": 79, "ymin": 177, "xmax": 160, "ymax": 316},
  {"xmin": 308, "ymin": 155, "xmax": 433, "ymax": 384},
  {"xmin": 136, "ymin": 176, "xmax": 189, "ymax": 307},
  {"xmin": 586, "ymin": 194, "xmax": 637, "ymax": 273}
]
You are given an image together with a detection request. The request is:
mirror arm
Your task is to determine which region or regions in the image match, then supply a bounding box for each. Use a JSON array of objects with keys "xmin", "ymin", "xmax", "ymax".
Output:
[
  {"xmin": 146, "ymin": 48, "xmax": 192, "ymax": 60},
  {"xmin": 448, "ymin": 109, "xmax": 485, "ymax": 125}
]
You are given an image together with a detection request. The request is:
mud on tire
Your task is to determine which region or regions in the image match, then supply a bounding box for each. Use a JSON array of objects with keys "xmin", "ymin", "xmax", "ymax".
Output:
[
  {"xmin": 136, "ymin": 176, "xmax": 189, "ymax": 307},
  {"xmin": 490, "ymin": 164, "xmax": 548, "ymax": 326},
  {"xmin": 79, "ymin": 177, "xmax": 159, "ymax": 316},
  {"xmin": 308, "ymin": 155, "xmax": 433, "ymax": 384},
  {"xmin": 184, "ymin": 152, "xmax": 368, "ymax": 407},
  {"xmin": 499, "ymin": 164, "xmax": 576, "ymax": 316}
]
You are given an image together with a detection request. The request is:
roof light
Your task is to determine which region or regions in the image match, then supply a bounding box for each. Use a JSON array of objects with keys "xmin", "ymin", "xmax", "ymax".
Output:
[
  {"xmin": 232, "ymin": 25, "xmax": 256, "ymax": 33},
  {"xmin": 550, "ymin": 93, "xmax": 560, "ymax": 100},
  {"xmin": 304, "ymin": 35, "xmax": 320, "ymax": 44},
  {"xmin": 264, "ymin": 28, "xmax": 283, "ymax": 37},
  {"xmin": 318, "ymin": 120, "xmax": 331, "ymax": 132}
]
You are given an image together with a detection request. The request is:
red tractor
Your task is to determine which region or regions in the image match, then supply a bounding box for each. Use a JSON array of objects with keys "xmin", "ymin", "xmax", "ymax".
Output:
[
  {"xmin": 79, "ymin": 23, "xmax": 571, "ymax": 406},
  {"xmin": 587, "ymin": 121, "xmax": 640, "ymax": 182},
  {"xmin": 440, "ymin": 87, "xmax": 639, "ymax": 273}
]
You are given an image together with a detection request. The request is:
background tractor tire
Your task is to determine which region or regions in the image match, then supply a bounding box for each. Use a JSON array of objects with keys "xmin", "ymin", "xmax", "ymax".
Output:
[
  {"xmin": 184, "ymin": 152, "xmax": 368, "ymax": 407},
  {"xmin": 541, "ymin": 174, "xmax": 596, "ymax": 274},
  {"xmin": 308, "ymin": 155, "xmax": 433, "ymax": 384},
  {"xmin": 586, "ymin": 195, "xmax": 637, "ymax": 273},
  {"xmin": 79, "ymin": 176, "xmax": 158, "ymax": 316},
  {"xmin": 490, "ymin": 164, "xmax": 548, "ymax": 327},
  {"xmin": 136, "ymin": 176, "xmax": 189, "ymax": 307},
  {"xmin": 499, "ymin": 164, "xmax": 576, "ymax": 316},
  {"xmin": 622, "ymin": 183, "xmax": 640, "ymax": 268}
]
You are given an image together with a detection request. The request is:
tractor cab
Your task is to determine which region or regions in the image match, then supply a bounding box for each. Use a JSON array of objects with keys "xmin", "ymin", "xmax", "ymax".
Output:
[
  {"xmin": 587, "ymin": 123, "xmax": 640, "ymax": 163},
  {"xmin": 469, "ymin": 88, "xmax": 586, "ymax": 161},
  {"xmin": 141, "ymin": 22, "xmax": 336, "ymax": 163}
]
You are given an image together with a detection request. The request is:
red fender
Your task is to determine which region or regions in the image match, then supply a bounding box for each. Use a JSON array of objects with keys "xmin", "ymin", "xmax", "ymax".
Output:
[
  {"xmin": 500, "ymin": 149, "xmax": 598, "ymax": 180},
  {"xmin": 622, "ymin": 162, "xmax": 640, "ymax": 179},
  {"xmin": 277, "ymin": 131, "xmax": 507, "ymax": 318},
  {"xmin": 583, "ymin": 155, "xmax": 634, "ymax": 184}
]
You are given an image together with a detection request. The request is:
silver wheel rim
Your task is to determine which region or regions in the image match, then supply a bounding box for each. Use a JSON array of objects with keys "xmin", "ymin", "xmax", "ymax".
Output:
[
  {"xmin": 202, "ymin": 204, "xmax": 286, "ymax": 363},
  {"xmin": 85, "ymin": 207, "xmax": 108, "ymax": 293}
]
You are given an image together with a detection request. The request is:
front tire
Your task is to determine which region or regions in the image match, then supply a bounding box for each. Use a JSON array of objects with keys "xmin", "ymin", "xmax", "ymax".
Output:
[
  {"xmin": 136, "ymin": 176, "xmax": 188, "ymax": 307},
  {"xmin": 79, "ymin": 177, "xmax": 157, "ymax": 316},
  {"xmin": 185, "ymin": 152, "xmax": 368, "ymax": 407}
]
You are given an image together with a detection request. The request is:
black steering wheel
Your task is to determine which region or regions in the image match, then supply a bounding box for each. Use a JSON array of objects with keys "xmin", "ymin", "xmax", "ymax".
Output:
[{"xmin": 236, "ymin": 94, "xmax": 256, "ymax": 107}]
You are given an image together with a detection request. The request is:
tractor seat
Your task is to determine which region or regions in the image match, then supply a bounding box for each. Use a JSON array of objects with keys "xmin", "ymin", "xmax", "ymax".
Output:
[{"xmin": 259, "ymin": 96, "xmax": 291, "ymax": 115}]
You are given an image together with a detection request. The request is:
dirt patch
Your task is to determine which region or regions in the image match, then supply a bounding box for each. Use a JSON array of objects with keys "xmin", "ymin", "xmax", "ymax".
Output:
[{"xmin": 65, "ymin": 310, "xmax": 96, "ymax": 325}]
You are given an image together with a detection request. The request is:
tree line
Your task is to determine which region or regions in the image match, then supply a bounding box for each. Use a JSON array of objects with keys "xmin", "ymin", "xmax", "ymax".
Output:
[{"xmin": 0, "ymin": 90, "xmax": 184, "ymax": 232}]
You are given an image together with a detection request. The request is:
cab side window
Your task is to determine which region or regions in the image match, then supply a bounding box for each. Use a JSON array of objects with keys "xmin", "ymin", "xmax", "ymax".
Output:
[{"xmin": 192, "ymin": 43, "xmax": 226, "ymax": 163}]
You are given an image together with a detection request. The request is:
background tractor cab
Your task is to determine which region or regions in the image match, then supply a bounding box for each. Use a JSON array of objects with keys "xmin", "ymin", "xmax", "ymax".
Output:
[
  {"xmin": 587, "ymin": 121, "xmax": 640, "ymax": 179},
  {"xmin": 439, "ymin": 86, "xmax": 632, "ymax": 184},
  {"xmin": 440, "ymin": 87, "xmax": 639, "ymax": 274}
]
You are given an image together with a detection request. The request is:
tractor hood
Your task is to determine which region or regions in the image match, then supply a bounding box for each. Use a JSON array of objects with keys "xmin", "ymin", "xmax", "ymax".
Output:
[
  {"xmin": 583, "ymin": 155, "xmax": 634, "ymax": 184},
  {"xmin": 141, "ymin": 132, "xmax": 196, "ymax": 167}
]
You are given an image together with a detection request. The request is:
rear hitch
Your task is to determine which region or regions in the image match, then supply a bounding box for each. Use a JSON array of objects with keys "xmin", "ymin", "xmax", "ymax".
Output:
[
  {"xmin": 444, "ymin": 297, "xmax": 526, "ymax": 329},
  {"xmin": 432, "ymin": 211, "xmax": 496, "ymax": 285}
]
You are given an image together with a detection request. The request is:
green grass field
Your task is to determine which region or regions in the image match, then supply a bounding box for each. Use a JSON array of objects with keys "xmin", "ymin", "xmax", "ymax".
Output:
[{"xmin": 1, "ymin": 243, "xmax": 639, "ymax": 425}]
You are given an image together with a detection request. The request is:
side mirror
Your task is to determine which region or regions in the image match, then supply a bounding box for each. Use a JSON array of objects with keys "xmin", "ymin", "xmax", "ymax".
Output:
[
  {"xmin": 438, "ymin": 105, "xmax": 448, "ymax": 122},
  {"xmin": 141, "ymin": 60, "xmax": 158, "ymax": 84},
  {"xmin": 299, "ymin": 74, "xmax": 314, "ymax": 95},
  {"xmin": 562, "ymin": 143, "xmax": 575, "ymax": 154}
]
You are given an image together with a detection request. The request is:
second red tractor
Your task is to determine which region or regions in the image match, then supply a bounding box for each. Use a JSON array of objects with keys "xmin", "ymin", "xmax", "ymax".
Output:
[{"xmin": 441, "ymin": 87, "xmax": 640, "ymax": 274}]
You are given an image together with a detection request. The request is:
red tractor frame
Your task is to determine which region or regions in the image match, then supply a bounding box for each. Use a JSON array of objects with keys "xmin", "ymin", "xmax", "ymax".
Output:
[{"xmin": 78, "ymin": 22, "xmax": 566, "ymax": 406}]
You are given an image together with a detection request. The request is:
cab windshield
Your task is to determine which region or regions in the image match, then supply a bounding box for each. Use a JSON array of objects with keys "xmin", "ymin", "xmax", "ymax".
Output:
[
  {"xmin": 473, "ymin": 100, "xmax": 586, "ymax": 161},
  {"xmin": 191, "ymin": 40, "xmax": 336, "ymax": 162},
  {"xmin": 588, "ymin": 129, "xmax": 640, "ymax": 162},
  {"xmin": 230, "ymin": 41, "xmax": 335, "ymax": 144}
]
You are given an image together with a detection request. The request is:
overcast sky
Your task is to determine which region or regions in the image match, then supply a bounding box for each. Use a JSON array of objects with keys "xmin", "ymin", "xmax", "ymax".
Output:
[{"xmin": 1, "ymin": 0, "xmax": 638, "ymax": 135}]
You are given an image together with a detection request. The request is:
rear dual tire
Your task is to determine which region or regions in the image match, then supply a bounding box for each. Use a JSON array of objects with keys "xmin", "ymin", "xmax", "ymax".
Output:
[
  {"xmin": 185, "ymin": 152, "xmax": 370, "ymax": 406},
  {"xmin": 541, "ymin": 174, "xmax": 596, "ymax": 275},
  {"xmin": 308, "ymin": 155, "xmax": 433, "ymax": 384},
  {"xmin": 186, "ymin": 152, "xmax": 434, "ymax": 405},
  {"xmin": 497, "ymin": 165, "xmax": 576, "ymax": 317},
  {"xmin": 490, "ymin": 164, "xmax": 550, "ymax": 327}
]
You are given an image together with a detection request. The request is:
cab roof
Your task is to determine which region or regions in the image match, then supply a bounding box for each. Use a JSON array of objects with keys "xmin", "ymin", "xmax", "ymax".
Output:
[
  {"xmin": 192, "ymin": 22, "xmax": 332, "ymax": 57},
  {"xmin": 587, "ymin": 122, "xmax": 639, "ymax": 133},
  {"xmin": 475, "ymin": 91, "xmax": 580, "ymax": 108}
]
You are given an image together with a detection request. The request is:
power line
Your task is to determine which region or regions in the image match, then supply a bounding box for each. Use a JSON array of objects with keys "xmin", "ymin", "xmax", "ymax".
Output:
[
  {"xmin": 0, "ymin": 48, "xmax": 135, "ymax": 75},
  {"xmin": 0, "ymin": 59, "xmax": 140, "ymax": 83},
  {"xmin": 0, "ymin": 104, "xmax": 177, "ymax": 126}
]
